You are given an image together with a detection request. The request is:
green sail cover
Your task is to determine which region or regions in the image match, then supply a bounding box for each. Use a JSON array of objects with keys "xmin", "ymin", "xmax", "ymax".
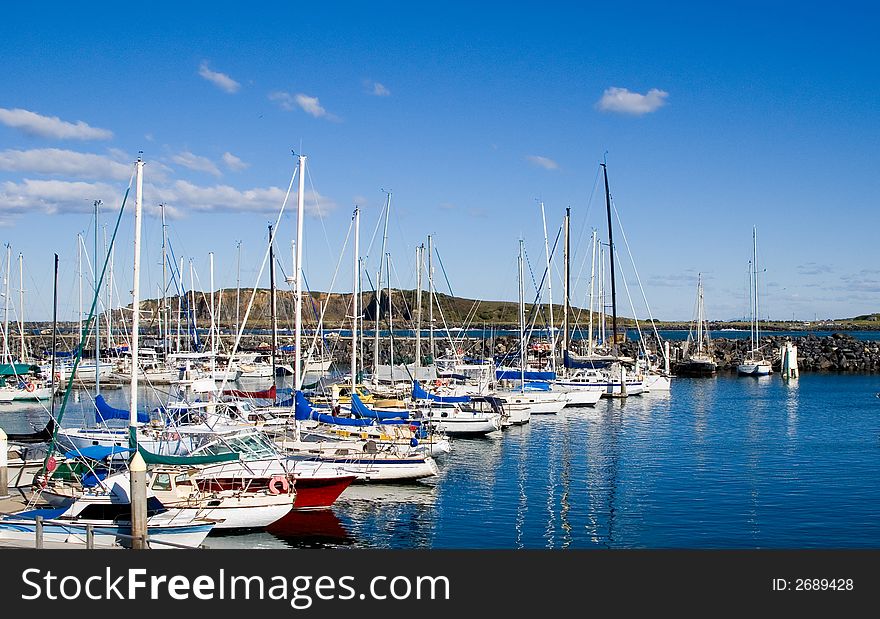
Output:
[
  {"xmin": 0, "ymin": 363, "xmax": 40, "ymax": 376},
  {"xmin": 137, "ymin": 447, "xmax": 240, "ymax": 466}
]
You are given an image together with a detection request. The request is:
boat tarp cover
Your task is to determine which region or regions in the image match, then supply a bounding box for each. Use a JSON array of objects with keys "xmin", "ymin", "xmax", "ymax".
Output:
[
  {"xmin": 222, "ymin": 385, "xmax": 276, "ymax": 399},
  {"xmin": 350, "ymin": 392, "xmax": 408, "ymax": 419},
  {"xmin": 95, "ymin": 394, "xmax": 149, "ymax": 424},
  {"xmin": 411, "ymin": 381, "xmax": 470, "ymax": 403},
  {"xmin": 137, "ymin": 447, "xmax": 240, "ymax": 466},
  {"xmin": 295, "ymin": 390, "xmax": 375, "ymax": 427},
  {"xmin": 0, "ymin": 363, "xmax": 40, "ymax": 376},
  {"xmin": 495, "ymin": 369, "xmax": 557, "ymax": 381},
  {"xmin": 63, "ymin": 445, "xmax": 133, "ymax": 460},
  {"xmin": 563, "ymin": 350, "xmax": 614, "ymax": 369}
]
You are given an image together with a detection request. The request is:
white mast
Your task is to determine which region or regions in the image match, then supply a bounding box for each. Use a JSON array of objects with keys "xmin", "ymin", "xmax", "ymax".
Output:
[
  {"xmin": 160, "ymin": 203, "xmax": 168, "ymax": 355},
  {"xmin": 76, "ymin": 234, "xmax": 82, "ymax": 357},
  {"xmin": 235, "ymin": 240, "xmax": 241, "ymax": 338},
  {"xmin": 129, "ymin": 155, "xmax": 144, "ymax": 448},
  {"xmin": 587, "ymin": 230, "xmax": 597, "ymax": 356},
  {"xmin": 373, "ymin": 190, "xmax": 391, "ymax": 383},
  {"xmin": 415, "ymin": 243, "xmax": 423, "ymax": 373},
  {"xmin": 696, "ymin": 273, "xmax": 704, "ymax": 355},
  {"xmin": 209, "ymin": 251, "xmax": 215, "ymax": 373},
  {"xmin": 427, "ymin": 234, "xmax": 435, "ymax": 363},
  {"xmin": 753, "ymin": 226, "xmax": 760, "ymax": 353},
  {"xmin": 189, "ymin": 259, "xmax": 197, "ymax": 347},
  {"xmin": 17, "ymin": 252, "xmax": 25, "ymax": 361},
  {"xmin": 351, "ymin": 207, "xmax": 360, "ymax": 393},
  {"xmin": 2, "ymin": 244, "xmax": 9, "ymax": 365},
  {"xmin": 176, "ymin": 257, "xmax": 183, "ymax": 353},
  {"xmin": 518, "ymin": 239, "xmax": 525, "ymax": 392},
  {"xmin": 540, "ymin": 201, "xmax": 555, "ymax": 372},
  {"xmin": 598, "ymin": 244, "xmax": 606, "ymax": 347},
  {"xmin": 94, "ymin": 199, "xmax": 101, "ymax": 390},
  {"xmin": 293, "ymin": 153, "xmax": 306, "ymax": 390},
  {"xmin": 386, "ymin": 252, "xmax": 394, "ymax": 371},
  {"xmin": 105, "ymin": 225, "xmax": 113, "ymax": 351}
]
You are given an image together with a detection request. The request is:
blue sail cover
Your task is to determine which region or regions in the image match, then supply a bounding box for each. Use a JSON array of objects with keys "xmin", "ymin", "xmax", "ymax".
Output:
[
  {"xmin": 95, "ymin": 394, "xmax": 148, "ymax": 424},
  {"xmin": 495, "ymin": 369, "xmax": 557, "ymax": 381},
  {"xmin": 351, "ymin": 393, "xmax": 408, "ymax": 419},
  {"xmin": 63, "ymin": 445, "xmax": 133, "ymax": 461},
  {"xmin": 295, "ymin": 390, "xmax": 375, "ymax": 427},
  {"xmin": 412, "ymin": 381, "xmax": 471, "ymax": 403}
]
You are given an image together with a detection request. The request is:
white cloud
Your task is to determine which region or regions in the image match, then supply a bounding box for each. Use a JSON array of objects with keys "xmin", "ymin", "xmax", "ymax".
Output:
[
  {"xmin": 526, "ymin": 155, "xmax": 559, "ymax": 170},
  {"xmin": 366, "ymin": 81, "xmax": 390, "ymax": 96},
  {"xmin": 597, "ymin": 87, "xmax": 668, "ymax": 115},
  {"xmin": 0, "ymin": 179, "xmax": 121, "ymax": 215},
  {"xmin": 0, "ymin": 177, "xmax": 336, "ymax": 219},
  {"xmin": 269, "ymin": 91, "xmax": 339, "ymax": 120},
  {"xmin": 171, "ymin": 151, "xmax": 222, "ymax": 177},
  {"xmin": 0, "ymin": 107, "xmax": 113, "ymax": 140},
  {"xmin": 198, "ymin": 61, "xmax": 241, "ymax": 94},
  {"xmin": 0, "ymin": 148, "xmax": 132, "ymax": 180},
  {"xmin": 222, "ymin": 151, "xmax": 249, "ymax": 171}
]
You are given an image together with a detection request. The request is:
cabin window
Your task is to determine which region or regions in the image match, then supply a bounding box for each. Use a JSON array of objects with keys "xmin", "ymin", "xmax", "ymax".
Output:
[{"xmin": 152, "ymin": 473, "xmax": 172, "ymax": 491}]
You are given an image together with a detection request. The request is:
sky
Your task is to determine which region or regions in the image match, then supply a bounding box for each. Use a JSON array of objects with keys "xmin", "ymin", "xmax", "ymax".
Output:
[{"xmin": 1, "ymin": 2, "xmax": 878, "ymax": 324}]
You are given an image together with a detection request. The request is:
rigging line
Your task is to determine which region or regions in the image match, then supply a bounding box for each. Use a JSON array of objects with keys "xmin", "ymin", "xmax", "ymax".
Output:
[
  {"xmin": 570, "ymin": 165, "xmax": 603, "ymax": 291},
  {"xmin": 361, "ymin": 198, "xmax": 387, "ymax": 286},
  {"xmin": 48, "ymin": 169, "xmax": 134, "ymax": 454},
  {"xmin": 215, "ymin": 161, "xmax": 298, "ymax": 398},
  {"xmin": 611, "ymin": 203, "xmax": 667, "ymax": 367},
  {"xmin": 301, "ymin": 215, "xmax": 353, "ymax": 361},
  {"xmin": 614, "ymin": 245, "xmax": 647, "ymax": 359},
  {"xmin": 305, "ymin": 160, "xmax": 337, "ymax": 266}
]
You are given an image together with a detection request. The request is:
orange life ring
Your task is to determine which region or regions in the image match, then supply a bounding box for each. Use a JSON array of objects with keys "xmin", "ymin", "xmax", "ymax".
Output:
[
  {"xmin": 268, "ymin": 474, "xmax": 290, "ymax": 495},
  {"xmin": 25, "ymin": 382, "xmax": 36, "ymax": 393}
]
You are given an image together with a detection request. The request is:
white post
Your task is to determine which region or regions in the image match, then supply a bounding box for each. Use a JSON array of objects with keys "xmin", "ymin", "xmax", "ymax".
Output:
[
  {"xmin": 129, "ymin": 451, "xmax": 147, "ymax": 550},
  {"xmin": 664, "ymin": 340, "xmax": 671, "ymax": 375},
  {"xmin": 351, "ymin": 207, "xmax": 359, "ymax": 393},
  {"xmin": 129, "ymin": 156, "xmax": 144, "ymax": 450},
  {"xmin": 294, "ymin": 154, "xmax": 306, "ymax": 390}
]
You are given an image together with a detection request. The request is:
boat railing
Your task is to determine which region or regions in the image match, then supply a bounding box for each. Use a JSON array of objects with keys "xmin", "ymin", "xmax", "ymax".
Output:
[{"xmin": 0, "ymin": 511, "xmax": 204, "ymax": 550}]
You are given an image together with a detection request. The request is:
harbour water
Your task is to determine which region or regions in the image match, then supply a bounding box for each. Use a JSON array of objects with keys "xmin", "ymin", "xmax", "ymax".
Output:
[{"xmin": 3, "ymin": 372, "xmax": 879, "ymax": 549}]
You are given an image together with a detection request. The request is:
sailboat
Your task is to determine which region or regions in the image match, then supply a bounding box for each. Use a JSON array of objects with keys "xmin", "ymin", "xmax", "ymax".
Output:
[
  {"xmin": 674, "ymin": 274, "xmax": 717, "ymax": 377},
  {"xmin": 737, "ymin": 227, "xmax": 773, "ymax": 376}
]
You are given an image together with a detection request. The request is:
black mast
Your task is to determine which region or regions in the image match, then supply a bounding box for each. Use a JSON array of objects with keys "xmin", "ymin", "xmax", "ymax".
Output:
[
  {"xmin": 601, "ymin": 162, "xmax": 619, "ymax": 356},
  {"xmin": 268, "ymin": 224, "xmax": 277, "ymax": 387}
]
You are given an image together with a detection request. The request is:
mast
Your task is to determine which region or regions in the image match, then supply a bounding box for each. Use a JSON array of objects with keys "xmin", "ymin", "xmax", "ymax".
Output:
[
  {"xmin": 209, "ymin": 251, "xmax": 215, "ymax": 373},
  {"xmin": 235, "ymin": 240, "xmax": 242, "ymax": 338},
  {"xmin": 2, "ymin": 244, "xmax": 11, "ymax": 365},
  {"xmin": 562, "ymin": 207, "xmax": 570, "ymax": 371},
  {"xmin": 50, "ymin": 254, "xmax": 58, "ymax": 418},
  {"xmin": 293, "ymin": 153, "xmax": 306, "ymax": 390},
  {"xmin": 268, "ymin": 224, "xmax": 278, "ymax": 387},
  {"xmin": 105, "ymin": 225, "xmax": 113, "ymax": 352},
  {"xmin": 17, "ymin": 253, "xmax": 25, "ymax": 362},
  {"xmin": 94, "ymin": 199, "xmax": 101, "ymax": 391},
  {"xmin": 428, "ymin": 234, "xmax": 435, "ymax": 362},
  {"xmin": 518, "ymin": 239, "xmax": 525, "ymax": 392},
  {"xmin": 598, "ymin": 244, "xmax": 606, "ymax": 347},
  {"xmin": 129, "ymin": 155, "xmax": 144, "ymax": 449},
  {"xmin": 753, "ymin": 226, "xmax": 760, "ymax": 352},
  {"xmin": 161, "ymin": 203, "xmax": 168, "ymax": 355},
  {"xmin": 587, "ymin": 230, "xmax": 596, "ymax": 356},
  {"xmin": 373, "ymin": 190, "xmax": 391, "ymax": 382},
  {"xmin": 415, "ymin": 243, "xmax": 423, "ymax": 372},
  {"xmin": 601, "ymin": 162, "xmax": 619, "ymax": 356},
  {"xmin": 176, "ymin": 257, "xmax": 183, "ymax": 353},
  {"xmin": 76, "ymin": 236, "xmax": 82, "ymax": 360},
  {"xmin": 351, "ymin": 207, "xmax": 360, "ymax": 392},
  {"xmin": 540, "ymin": 201, "xmax": 555, "ymax": 372},
  {"xmin": 189, "ymin": 259, "xmax": 197, "ymax": 349},
  {"xmin": 696, "ymin": 274, "xmax": 704, "ymax": 355},
  {"xmin": 386, "ymin": 252, "xmax": 393, "ymax": 370}
]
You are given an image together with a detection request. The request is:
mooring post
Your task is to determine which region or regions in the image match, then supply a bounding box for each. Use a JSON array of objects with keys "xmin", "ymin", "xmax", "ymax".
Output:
[
  {"xmin": 86, "ymin": 523, "xmax": 94, "ymax": 549},
  {"xmin": 130, "ymin": 451, "xmax": 148, "ymax": 550},
  {"xmin": 0, "ymin": 428, "xmax": 8, "ymax": 498},
  {"xmin": 35, "ymin": 515, "xmax": 43, "ymax": 549}
]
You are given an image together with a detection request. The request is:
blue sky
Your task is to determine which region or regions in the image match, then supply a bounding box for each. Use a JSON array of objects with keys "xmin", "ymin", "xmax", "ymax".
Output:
[{"xmin": 1, "ymin": 2, "xmax": 878, "ymax": 324}]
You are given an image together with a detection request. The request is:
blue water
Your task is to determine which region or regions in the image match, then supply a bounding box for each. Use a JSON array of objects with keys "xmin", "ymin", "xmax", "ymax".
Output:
[{"xmin": 3, "ymin": 373, "xmax": 880, "ymax": 548}]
